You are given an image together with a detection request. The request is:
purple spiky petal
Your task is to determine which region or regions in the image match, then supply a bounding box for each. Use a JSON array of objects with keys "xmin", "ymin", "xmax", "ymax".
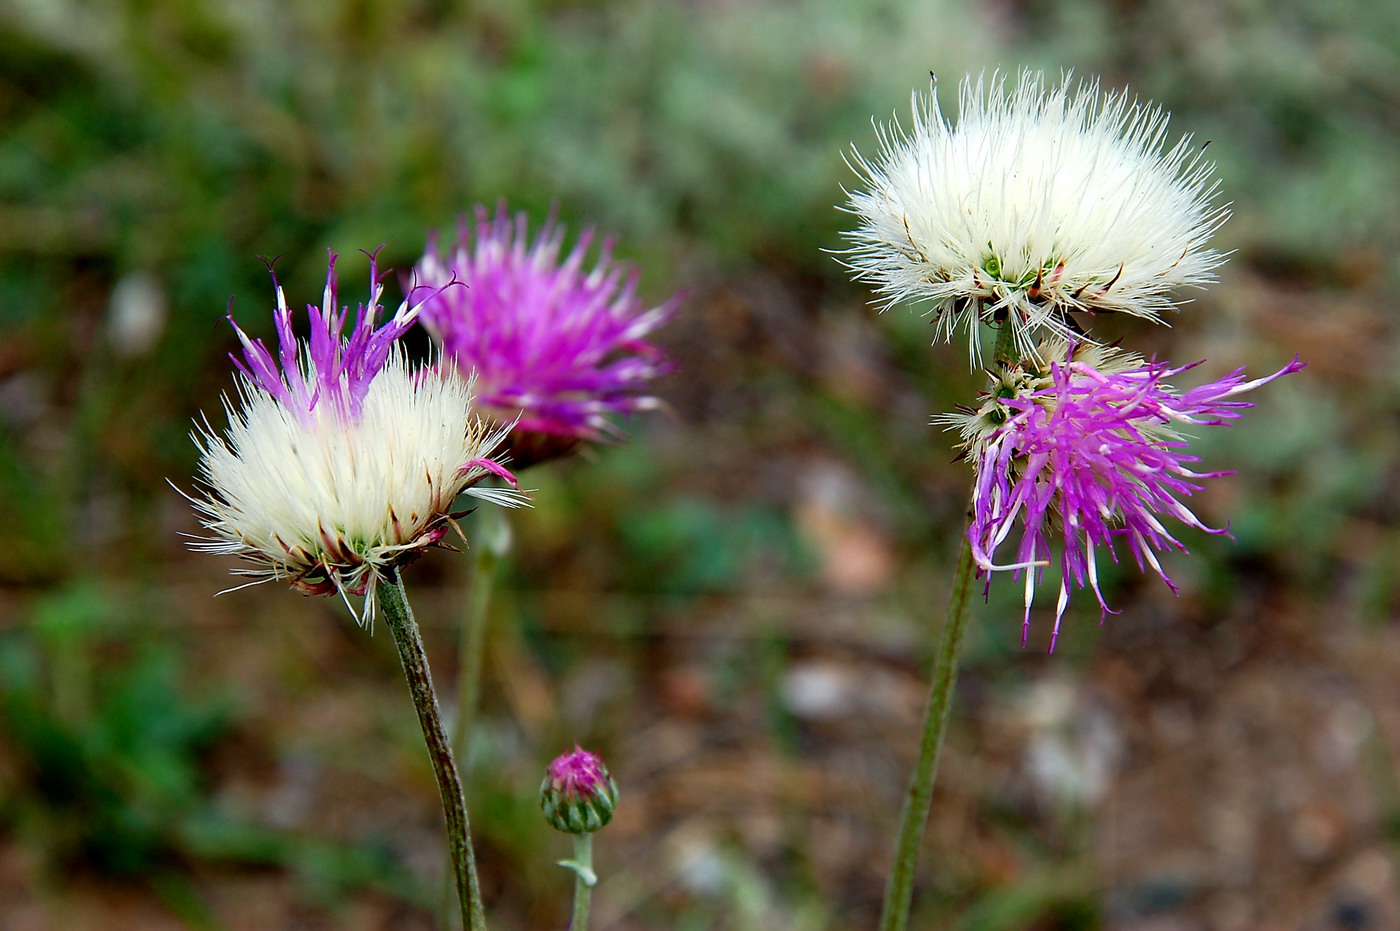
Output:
[
  {"xmin": 969, "ymin": 349, "xmax": 1306, "ymax": 650},
  {"xmin": 412, "ymin": 205, "xmax": 681, "ymax": 446},
  {"xmin": 228, "ymin": 248, "xmax": 428, "ymax": 425}
]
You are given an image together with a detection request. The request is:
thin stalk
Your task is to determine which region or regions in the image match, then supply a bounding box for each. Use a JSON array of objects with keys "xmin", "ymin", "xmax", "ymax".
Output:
[
  {"xmin": 452, "ymin": 541, "xmax": 498, "ymax": 765},
  {"xmin": 991, "ymin": 318, "xmax": 1018, "ymax": 367},
  {"xmin": 568, "ymin": 834, "xmax": 595, "ymax": 931},
  {"xmin": 878, "ymin": 534, "xmax": 977, "ymax": 931},
  {"xmin": 376, "ymin": 572, "xmax": 487, "ymax": 931}
]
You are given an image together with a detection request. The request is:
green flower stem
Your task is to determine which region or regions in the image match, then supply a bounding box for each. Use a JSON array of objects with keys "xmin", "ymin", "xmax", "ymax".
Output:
[
  {"xmin": 567, "ymin": 833, "xmax": 595, "ymax": 931},
  {"xmin": 992, "ymin": 316, "xmax": 1019, "ymax": 366},
  {"xmin": 878, "ymin": 533, "xmax": 977, "ymax": 931},
  {"xmin": 376, "ymin": 572, "xmax": 487, "ymax": 931},
  {"xmin": 452, "ymin": 540, "xmax": 498, "ymax": 765}
]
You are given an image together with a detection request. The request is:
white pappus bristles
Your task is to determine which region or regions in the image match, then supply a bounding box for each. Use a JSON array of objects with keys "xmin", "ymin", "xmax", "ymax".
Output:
[
  {"xmin": 841, "ymin": 71, "xmax": 1229, "ymax": 363},
  {"xmin": 189, "ymin": 353, "xmax": 522, "ymax": 625},
  {"xmin": 183, "ymin": 252, "xmax": 532, "ymax": 624}
]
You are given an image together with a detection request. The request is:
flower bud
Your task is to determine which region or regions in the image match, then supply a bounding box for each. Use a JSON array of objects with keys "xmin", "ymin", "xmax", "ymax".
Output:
[{"xmin": 540, "ymin": 747, "xmax": 618, "ymax": 835}]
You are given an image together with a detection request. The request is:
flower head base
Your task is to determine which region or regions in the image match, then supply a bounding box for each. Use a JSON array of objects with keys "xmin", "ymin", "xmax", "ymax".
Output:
[
  {"xmin": 943, "ymin": 338, "xmax": 1143, "ymax": 451},
  {"xmin": 843, "ymin": 71, "xmax": 1227, "ymax": 363},
  {"xmin": 413, "ymin": 205, "xmax": 681, "ymax": 467},
  {"xmin": 946, "ymin": 343, "xmax": 1305, "ymax": 649},
  {"xmin": 186, "ymin": 251, "xmax": 523, "ymax": 624},
  {"xmin": 540, "ymin": 747, "xmax": 619, "ymax": 835}
]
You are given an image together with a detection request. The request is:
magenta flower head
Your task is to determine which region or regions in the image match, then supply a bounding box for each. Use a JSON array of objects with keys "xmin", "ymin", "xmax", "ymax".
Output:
[
  {"xmin": 185, "ymin": 250, "xmax": 523, "ymax": 624},
  {"xmin": 540, "ymin": 746, "xmax": 619, "ymax": 835},
  {"xmin": 943, "ymin": 340, "xmax": 1305, "ymax": 650},
  {"xmin": 412, "ymin": 205, "xmax": 682, "ymax": 468}
]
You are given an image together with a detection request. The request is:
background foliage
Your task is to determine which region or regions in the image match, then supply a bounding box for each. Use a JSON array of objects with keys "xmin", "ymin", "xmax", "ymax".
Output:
[{"xmin": 2, "ymin": 0, "xmax": 1398, "ymax": 928}]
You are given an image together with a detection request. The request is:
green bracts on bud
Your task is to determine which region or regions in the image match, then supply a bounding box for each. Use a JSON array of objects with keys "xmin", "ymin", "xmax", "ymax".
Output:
[{"xmin": 540, "ymin": 748, "xmax": 619, "ymax": 835}]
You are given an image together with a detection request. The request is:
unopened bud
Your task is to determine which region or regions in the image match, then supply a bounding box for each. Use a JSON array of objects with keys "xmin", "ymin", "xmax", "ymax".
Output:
[{"xmin": 540, "ymin": 747, "xmax": 618, "ymax": 835}]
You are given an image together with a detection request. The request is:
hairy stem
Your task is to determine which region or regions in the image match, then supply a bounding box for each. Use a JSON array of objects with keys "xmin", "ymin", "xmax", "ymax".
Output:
[
  {"xmin": 992, "ymin": 316, "xmax": 1020, "ymax": 366},
  {"xmin": 878, "ymin": 534, "xmax": 977, "ymax": 931},
  {"xmin": 377, "ymin": 572, "xmax": 487, "ymax": 931}
]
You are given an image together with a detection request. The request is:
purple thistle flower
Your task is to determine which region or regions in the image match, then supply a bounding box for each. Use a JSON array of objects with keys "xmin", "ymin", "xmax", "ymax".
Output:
[
  {"xmin": 955, "ymin": 343, "xmax": 1305, "ymax": 650},
  {"xmin": 411, "ymin": 205, "xmax": 681, "ymax": 466}
]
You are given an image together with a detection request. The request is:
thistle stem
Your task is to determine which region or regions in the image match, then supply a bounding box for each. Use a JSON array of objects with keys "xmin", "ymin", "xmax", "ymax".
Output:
[
  {"xmin": 878, "ymin": 533, "xmax": 977, "ymax": 931},
  {"xmin": 376, "ymin": 572, "xmax": 487, "ymax": 931},
  {"xmin": 992, "ymin": 317, "xmax": 1019, "ymax": 367},
  {"xmin": 452, "ymin": 539, "xmax": 499, "ymax": 765},
  {"xmin": 568, "ymin": 834, "xmax": 594, "ymax": 931}
]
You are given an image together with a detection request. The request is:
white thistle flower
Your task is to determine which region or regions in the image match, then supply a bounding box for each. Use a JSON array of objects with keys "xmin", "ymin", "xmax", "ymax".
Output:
[
  {"xmin": 185, "ymin": 251, "xmax": 524, "ymax": 625},
  {"xmin": 842, "ymin": 71, "xmax": 1228, "ymax": 363}
]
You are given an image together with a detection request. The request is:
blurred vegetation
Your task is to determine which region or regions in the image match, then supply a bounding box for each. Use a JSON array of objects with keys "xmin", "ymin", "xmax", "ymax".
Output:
[
  {"xmin": 0, "ymin": 582, "xmax": 232, "ymax": 880},
  {"xmin": 2, "ymin": 0, "xmax": 1399, "ymax": 927},
  {"xmin": 0, "ymin": 581, "xmax": 429, "ymax": 928}
]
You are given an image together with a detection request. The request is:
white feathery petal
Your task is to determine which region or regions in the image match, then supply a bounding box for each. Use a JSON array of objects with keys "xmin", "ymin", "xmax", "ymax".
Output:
[
  {"xmin": 189, "ymin": 353, "xmax": 514, "ymax": 624},
  {"xmin": 842, "ymin": 71, "xmax": 1228, "ymax": 361}
]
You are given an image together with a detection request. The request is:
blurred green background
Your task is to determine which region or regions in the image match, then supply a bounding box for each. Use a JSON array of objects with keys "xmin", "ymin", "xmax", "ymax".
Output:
[{"xmin": 2, "ymin": 0, "xmax": 1399, "ymax": 928}]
